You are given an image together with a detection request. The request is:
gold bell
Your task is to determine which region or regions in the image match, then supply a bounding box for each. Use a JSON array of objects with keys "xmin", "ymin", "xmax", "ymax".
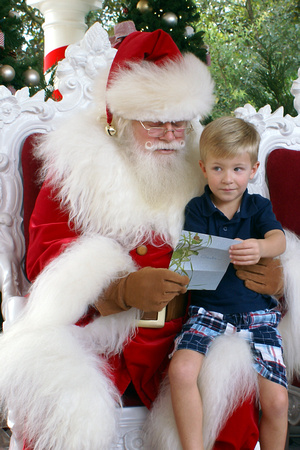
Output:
[{"xmin": 105, "ymin": 124, "xmax": 117, "ymax": 136}]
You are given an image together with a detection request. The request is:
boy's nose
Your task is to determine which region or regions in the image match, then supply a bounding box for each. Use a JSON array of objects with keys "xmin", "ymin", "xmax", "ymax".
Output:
[{"xmin": 222, "ymin": 171, "xmax": 233, "ymax": 183}]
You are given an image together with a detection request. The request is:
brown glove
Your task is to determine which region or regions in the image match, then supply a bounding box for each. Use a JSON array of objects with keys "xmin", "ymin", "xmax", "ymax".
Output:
[
  {"xmin": 96, "ymin": 267, "xmax": 190, "ymax": 316},
  {"xmin": 234, "ymin": 257, "xmax": 284, "ymax": 298}
]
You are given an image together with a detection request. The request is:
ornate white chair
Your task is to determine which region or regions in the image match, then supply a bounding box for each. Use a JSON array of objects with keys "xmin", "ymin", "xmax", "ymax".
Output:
[
  {"xmin": 0, "ymin": 23, "xmax": 149, "ymax": 450},
  {"xmin": 0, "ymin": 21, "xmax": 300, "ymax": 449},
  {"xmin": 235, "ymin": 70, "xmax": 300, "ymax": 445}
]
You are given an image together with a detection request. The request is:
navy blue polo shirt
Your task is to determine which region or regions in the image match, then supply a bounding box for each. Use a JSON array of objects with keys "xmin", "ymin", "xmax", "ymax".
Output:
[{"xmin": 184, "ymin": 185, "xmax": 283, "ymax": 314}]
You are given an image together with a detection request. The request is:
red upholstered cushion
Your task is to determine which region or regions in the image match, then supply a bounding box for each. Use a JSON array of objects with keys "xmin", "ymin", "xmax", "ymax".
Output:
[
  {"xmin": 266, "ymin": 148, "xmax": 300, "ymax": 236},
  {"xmin": 267, "ymin": 149, "xmax": 300, "ymax": 389},
  {"xmin": 21, "ymin": 134, "xmax": 42, "ymax": 254}
]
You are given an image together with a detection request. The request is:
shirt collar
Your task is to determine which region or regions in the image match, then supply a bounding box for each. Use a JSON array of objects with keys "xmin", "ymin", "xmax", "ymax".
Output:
[{"xmin": 202, "ymin": 185, "xmax": 259, "ymax": 219}]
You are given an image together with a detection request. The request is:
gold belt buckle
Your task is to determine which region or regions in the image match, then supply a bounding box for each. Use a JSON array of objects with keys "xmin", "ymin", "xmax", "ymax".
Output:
[{"xmin": 136, "ymin": 308, "xmax": 166, "ymax": 328}]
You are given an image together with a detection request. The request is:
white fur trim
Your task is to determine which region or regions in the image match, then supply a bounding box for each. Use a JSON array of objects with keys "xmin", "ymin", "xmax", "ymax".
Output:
[
  {"xmin": 144, "ymin": 378, "xmax": 181, "ymax": 450},
  {"xmin": 0, "ymin": 325, "xmax": 121, "ymax": 449},
  {"xmin": 24, "ymin": 234, "xmax": 137, "ymax": 329},
  {"xmin": 35, "ymin": 113, "xmax": 204, "ymax": 248},
  {"xmin": 0, "ymin": 235, "xmax": 140, "ymax": 449},
  {"xmin": 145, "ymin": 334, "xmax": 257, "ymax": 450},
  {"xmin": 106, "ymin": 53, "xmax": 215, "ymax": 122},
  {"xmin": 199, "ymin": 334, "xmax": 258, "ymax": 449},
  {"xmin": 278, "ymin": 230, "xmax": 300, "ymax": 380}
]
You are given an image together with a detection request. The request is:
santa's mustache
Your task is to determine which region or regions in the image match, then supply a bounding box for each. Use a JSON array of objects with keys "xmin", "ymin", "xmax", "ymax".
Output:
[{"xmin": 144, "ymin": 140, "xmax": 185, "ymax": 152}]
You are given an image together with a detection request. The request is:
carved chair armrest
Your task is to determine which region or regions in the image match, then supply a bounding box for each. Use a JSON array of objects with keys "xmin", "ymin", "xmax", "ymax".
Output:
[{"xmin": 0, "ymin": 251, "xmax": 29, "ymax": 327}]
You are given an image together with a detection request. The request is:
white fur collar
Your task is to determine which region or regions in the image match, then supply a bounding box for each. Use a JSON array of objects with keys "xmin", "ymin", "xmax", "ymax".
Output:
[{"xmin": 36, "ymin": 111, "xmax": 204, "ymax": 249}]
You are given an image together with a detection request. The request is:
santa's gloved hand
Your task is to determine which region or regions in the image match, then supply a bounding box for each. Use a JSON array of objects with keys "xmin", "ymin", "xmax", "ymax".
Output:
[
  {"xmin": 96, "ymin": 267, "xmax": 189, "ymax": 316},
  {"xmin": 234, "ymin": 257, "xmax": 283, "ymax": 298}
]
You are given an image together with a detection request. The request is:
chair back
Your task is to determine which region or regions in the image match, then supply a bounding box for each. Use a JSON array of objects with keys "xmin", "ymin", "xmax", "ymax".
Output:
[
  {"xmin": 234, "ymin": 78, "xmax": 300, "ymax": 237},
  {"xmin": 0, "ymin": 23, "xmax": 116, "ymax": 325}
]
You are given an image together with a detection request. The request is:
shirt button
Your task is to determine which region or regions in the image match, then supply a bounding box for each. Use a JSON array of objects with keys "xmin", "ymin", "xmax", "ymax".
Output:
[
  {"xmin": 136, "ymin": 245, "xmax": 148, "ymax": 256},
  {"xmin": 223, "ymin": 226, "xmax": 227, "ymax": 231}
]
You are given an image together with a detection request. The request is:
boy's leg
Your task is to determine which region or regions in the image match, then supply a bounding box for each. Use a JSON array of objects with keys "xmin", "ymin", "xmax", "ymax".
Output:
[
  {"xmin": 169, "ymin": 349, "xmax": 205, "ymax": 450},
  {"xmin": 258, "ymin": 375, "xmax": 288, "ymax": 450}
]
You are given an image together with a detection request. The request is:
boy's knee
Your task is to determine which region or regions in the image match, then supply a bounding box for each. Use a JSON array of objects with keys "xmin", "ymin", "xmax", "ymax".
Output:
[
  {"xmin": 169, "ymin": 352, "xmax": 200, "ymax": 387},
  {"xmin": 262, "ymin": 386, "xmax": 288, "ymax": 418},
  {"xmin": 169, "ymin": 356, "xmax": 186, "ymax": 385},
  {"xmin": 274, "ymin": 389, "xmax": 289, "ymax": 416}
]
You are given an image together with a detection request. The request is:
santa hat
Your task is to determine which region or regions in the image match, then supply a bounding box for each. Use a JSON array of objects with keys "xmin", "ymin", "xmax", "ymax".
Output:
[{"xmin": 105, "ymin": 29, "xmax": 214, "ymax": 129}]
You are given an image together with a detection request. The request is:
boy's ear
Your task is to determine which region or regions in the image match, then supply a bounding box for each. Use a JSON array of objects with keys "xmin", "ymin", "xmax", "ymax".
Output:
[
  {"xmin": 250, "ymin": 161, "xmax": 260, "ymax": 180},
  {"xmin": 199, "ymin": 160, "xmax": 207, "ymax": 177}
]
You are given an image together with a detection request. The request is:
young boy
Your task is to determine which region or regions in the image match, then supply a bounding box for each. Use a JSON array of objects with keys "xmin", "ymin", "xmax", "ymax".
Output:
[{"xmin": 168, "ymin": 116, "xmax": 288, "ymax": 450}]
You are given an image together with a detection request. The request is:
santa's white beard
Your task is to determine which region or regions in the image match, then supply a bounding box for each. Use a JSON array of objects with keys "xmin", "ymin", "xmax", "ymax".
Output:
[
  {"xmin": 120, "ymin": 133, "xmax": 197, "ymax": 209},
  {"xmin": 38, "ymin": 114, "xmax": 204, "ymax": 247}
]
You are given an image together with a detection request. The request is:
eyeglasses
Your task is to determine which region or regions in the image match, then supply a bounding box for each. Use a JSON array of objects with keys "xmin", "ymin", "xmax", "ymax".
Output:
[{"xmin": 139, "ymin": 120, "xmax": 193, "ymax": 138}]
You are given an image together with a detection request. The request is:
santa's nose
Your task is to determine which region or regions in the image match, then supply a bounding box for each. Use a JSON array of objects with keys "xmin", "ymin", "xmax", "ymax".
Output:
[{"xmin": 159, "ymin": 123, "xmax": 177, "ymax": 142}]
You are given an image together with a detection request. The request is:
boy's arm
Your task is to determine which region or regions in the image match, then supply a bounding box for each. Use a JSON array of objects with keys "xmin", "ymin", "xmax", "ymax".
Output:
[
  {"xmin": 229, "ymin": 229, "xmax": 286, "ymax": 265},
  {"xmin": 260, "ymin": 229, "xmax": 286, "ymax": 258}
]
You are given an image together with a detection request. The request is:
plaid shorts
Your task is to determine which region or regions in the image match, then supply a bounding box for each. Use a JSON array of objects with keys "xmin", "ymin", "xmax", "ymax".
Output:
[{"xmin": 173, "ymin": 306, "xmax": 287, "ymax": 388}]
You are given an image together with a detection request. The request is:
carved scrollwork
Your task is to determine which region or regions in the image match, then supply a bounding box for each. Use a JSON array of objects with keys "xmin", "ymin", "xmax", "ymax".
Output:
[
  {"xmin": 235, "ymin": 74, "xmax": 300, "ymax": 145},
  {"xmin": 15, "ymin": 88, "xmax": 56, "ymax": 122},
  {"xmin": 0, "ymin": 223, "xmax": 16, "ymax": 263},
  {"xmin": 123, "ymin": 429, "xmax": 144, "ymax": 449},
  {"xmin": 235, "ymin": 103, "xmax": 298, "ymax": 139},
  {"xmin": 1, "ymin": 23, "xmax": 116, "ymax": 123},
  {"xmin": 10, "ymin": 261, "xmax": 22, "ymax": 297},
  {"xmin": 0, "ymin": 87, "xmax": 22, "ymax": 128},
  {"xmin": 235, "ymin": 104, "xmax": 270, "ymax": 134},
  {"xmin": 55, "ymin": 22, "xmax": 116, "ymax": 111},
  {"xmin": 0, "ymin": 86, "xmax": 56, "ymax": 129},
  {"xmin": 235, "ymin": 77, "xmax": 300, "ymax": 201},
  {"xmin": 0, "ymin": 213, "xmax": 13, "ymax": 227},
  {"xmin": 291, "ymin": 68, "xmax": 300, "ymax": 114},
  {"xmin": 61, "ymin": 21, "xmax": 113, "ymax": 77},
  {"xmin": 288, "ymin": 385, "xmax": 300, "ymax": 426},
  {"xmin": 0, "ymin": 153, "xmax": 9, "ymax": 172}
]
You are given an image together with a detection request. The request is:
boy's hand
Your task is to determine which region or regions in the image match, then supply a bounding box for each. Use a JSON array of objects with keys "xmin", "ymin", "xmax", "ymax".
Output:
[{"xmin": 229, "ymin": 239, "xmax": 261, "ymax": 265}]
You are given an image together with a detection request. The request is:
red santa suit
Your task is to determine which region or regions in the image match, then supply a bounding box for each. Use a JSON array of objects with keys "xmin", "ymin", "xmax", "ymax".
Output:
[
  {"xmin": 26, "ymin": 182, "xmax": 182, "ymax": 408},
  {"xmin": 24, "ymin": 179, "xmax": 259, "ymax": 450},
  {"xmin": 0, "ymin": 26, "xmax": 299, "ymax": 450}
]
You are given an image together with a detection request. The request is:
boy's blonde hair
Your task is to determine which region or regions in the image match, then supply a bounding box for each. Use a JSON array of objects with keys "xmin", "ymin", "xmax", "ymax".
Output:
[{"xmin": 200, "ymin": 116, "xmax": 260, "ymax": 166}]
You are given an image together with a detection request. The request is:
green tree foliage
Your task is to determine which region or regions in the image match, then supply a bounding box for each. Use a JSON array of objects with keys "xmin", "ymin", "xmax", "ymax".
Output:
[
  {"xmin": 197, "ymin": 0, "xmax": 300, "ymax": 118},
  {"xmin": 86, "ymin": 0, "xmax": 123, "ymax": 31},
  {"xmin": 0, "ymin": 0, "xmax": 45, "ymax": 94},
  {"xmin": 1, "ymin": 0, "xmax": 299, "ymax": 114},
  {"xmin": 88, "ymin": 0, "xmax": 207, "ymax": 63},
  {"xmin": 116, "ymin": 0, "xmax": 207, "ymax": 62}
]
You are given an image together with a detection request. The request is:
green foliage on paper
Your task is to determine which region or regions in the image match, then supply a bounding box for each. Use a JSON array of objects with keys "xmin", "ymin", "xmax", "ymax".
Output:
[{"xmin": 169, "ymin": 231, "xmax": 212, "ymax": 279}]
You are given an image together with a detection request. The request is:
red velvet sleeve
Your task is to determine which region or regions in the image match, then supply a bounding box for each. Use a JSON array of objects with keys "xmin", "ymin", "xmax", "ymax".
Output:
[{"xmin": 26, "ymin": 182, "xmax": 78, "ymax": 282}]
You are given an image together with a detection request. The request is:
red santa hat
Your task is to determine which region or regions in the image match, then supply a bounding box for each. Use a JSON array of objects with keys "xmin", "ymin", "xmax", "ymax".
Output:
[{"xmin": 105, "ymin": 29, "xmax": 214, "ymax": 128}]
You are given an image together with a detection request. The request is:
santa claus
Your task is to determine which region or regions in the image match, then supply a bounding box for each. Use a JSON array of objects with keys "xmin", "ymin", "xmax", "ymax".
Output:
[{"xmin": 0, "ymin": 25, "xmax": 298, "ymax": 450}]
